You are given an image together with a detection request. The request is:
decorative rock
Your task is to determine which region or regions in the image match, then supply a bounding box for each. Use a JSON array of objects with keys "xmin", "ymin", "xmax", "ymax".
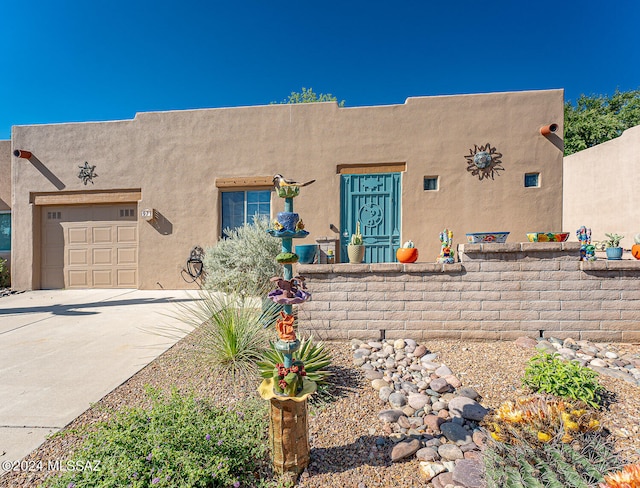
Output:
[
  {"xmin": 444, "ymin": 375, "xmax": 462, "ymax": 388},
  {"xmin": 368, "ymin": 341, "xmax": 383, "ymax": 349},
  {"xmin": 402, "ymin": 406, "xmax": 416, "ymax": 417},
  {"xmin": 413, "ymin": 344, "xmax": 427, "ymax": 357},
  {"xmin": 589, "ymin": 358, "xmax": 607, "ymax": 368},
  {"xmin": 393, "ymin": 339, "xmax": 406, "ymax": 350},
  {"xmin": 371, "ymin": 379, "xmax": 390, "ymax": 391},
  {"xmin": 401, "ymin": 381, "xmax": 419, "ymax": 394},
  {"xmin": 378, "ymin": 409, "xmax": 404, "ymax": 423},
  {"xmin": 408, "ymin": 393, "xmax": 431, "ymax": 411},
  {"xmin": 605, "ymin": 351, "xmax": 619, "ymax": 359},
  {"xmin": 365, "ymin": 370, "xmax": 384, "ymax": 380},
  {"xmin": 419, "ymin": 461, "xmax": 446, "ymax": 481},
  {"xmin": 457, "ymin": 387, "xmax": 481, "ymax": 401},
  {"xmin": 432, "ymin": 472, "xmax": 454, "ymax": 488},
  {"xmin": 389, "ymin": 392, "xmax": 407, "ymax": 408},
  {"xmin": 472, "ymin": 430, "xmax": 487, "ymax": 447},
  {"xmin": 435, "ymin": 364, "xmax": 453, "ymax": 377},
  {"xmin": 421, "ymin": 360, "xmax": 441, "ymax": 370},
  {"xmin": 440, "ymin": 422, "xmax": 472, "ymax": 445},
  {"xmin": 354, "ymin": 348, "xmax": 371, "ymax": 357},
  {"xmin": 453, "ymin": 459, "xmax": 485, "ymax": 488},
  {"xmin": 430, "ymin": 378, "xmax": 451, "ymax": 393},
  {"xmin": 432, "ymin": 401, "xmax": 447, "ymax": 411},
  {"xmin": 424, "ymin": 414, "xmax": 445, "ymax": 432},
  {"xmin": 397, "ymin": 415, "xmax": 411, "ymax": 429},
  {"xmin": 438, "ymin": 443, "xmax": 464, "ymax": 461},
  {"xmin": 448, "ymin": 396, "xmax": 489, "ymax": 422},
  {"xmin": 391, "ymin": 438, "xmax": 421, "ymax": 462},
  {"xmin": 416, "ymin": 447, "xmax": 439, "ymax": 462},
  {"xmin": 379, "ymin": 386, "xmax": 393, "ymax": 402},
  {"xmin": 353, "ymin": 357, "xmax": 366, "ymax": 366},
  {"xmin": 558, "ymin": 347, "xmax": 576, "ymax": 359}
]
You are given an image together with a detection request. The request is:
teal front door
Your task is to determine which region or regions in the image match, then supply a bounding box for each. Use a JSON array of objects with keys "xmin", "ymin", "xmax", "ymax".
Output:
[{"xmin": 340, "ymin": 173, "xmax": 401, "ymax": 263}]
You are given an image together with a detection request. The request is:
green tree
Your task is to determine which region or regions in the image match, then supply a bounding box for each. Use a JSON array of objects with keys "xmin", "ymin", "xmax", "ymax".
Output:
[
  {"xmin": 564, "ymin": 88, "xmax": 640, "ymax": 155},
  {"xmin": 274, "ymin": 87, "xmax": 345, "ymax": 106}
]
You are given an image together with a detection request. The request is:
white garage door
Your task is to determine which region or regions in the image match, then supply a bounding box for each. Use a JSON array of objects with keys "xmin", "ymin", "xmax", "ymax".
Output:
[{"xmin": 41, "ymin": 205, "xmax": 138, "ymax": 289}]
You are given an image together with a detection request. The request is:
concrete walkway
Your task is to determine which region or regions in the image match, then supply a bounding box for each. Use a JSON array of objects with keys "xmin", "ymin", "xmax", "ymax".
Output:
[{"xmin": 0, "ymin": 289, "xmax": 197, "ymax": 473}]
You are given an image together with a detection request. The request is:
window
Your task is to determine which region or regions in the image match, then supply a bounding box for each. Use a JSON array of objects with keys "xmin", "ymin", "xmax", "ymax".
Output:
[
  {"xmin": 424, "ymin": 176, "xmax": 439, "ymax": 191},
  {"xmin": 524, "ymin": 173, "xmax": 540, "ymax": 188},
  {"xmin": 119, "ymin": 208, "xmax": 135, "ymax": 218},
  {"xmin": 0, "ymin": 212, "xmax": 10, "ymax": 252},
  {"xmin": 221, "ymin": 190, "xmax": 271, "ymax": 236}
]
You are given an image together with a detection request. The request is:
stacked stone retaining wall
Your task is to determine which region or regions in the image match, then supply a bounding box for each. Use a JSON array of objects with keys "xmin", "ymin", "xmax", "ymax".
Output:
[{"xmin": 297, "ymin": 242, "xmax": 640, "ymax": 343}]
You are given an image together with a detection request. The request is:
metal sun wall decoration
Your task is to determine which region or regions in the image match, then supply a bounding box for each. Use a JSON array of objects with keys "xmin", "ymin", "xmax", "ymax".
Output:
[
  {"xmin": 78, "ymin": 161, "xmax": 98, "ymax": 185},
  {"xmin": 464, "ymin": 143, "xmax": 504, "ymax": 180}
]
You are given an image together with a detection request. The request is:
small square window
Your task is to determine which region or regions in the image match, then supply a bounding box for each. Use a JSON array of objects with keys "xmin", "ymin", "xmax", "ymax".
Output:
[
  {"xmin": 424, "ymin": 176, "xmax": 439, "ymax": 191},
  {"xmin": 524, "ymin": 173, "xmax": 540, "ymax": 188}
]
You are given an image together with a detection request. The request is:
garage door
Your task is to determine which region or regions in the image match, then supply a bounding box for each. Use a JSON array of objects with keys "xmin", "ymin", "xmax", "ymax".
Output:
[{"xmin": 41, "ymin": 205, "xmax": 138, "ymax": 289}]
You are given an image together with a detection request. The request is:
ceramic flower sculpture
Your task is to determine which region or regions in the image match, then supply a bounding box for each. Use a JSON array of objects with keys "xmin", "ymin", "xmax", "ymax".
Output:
[
  {"xmin": 577, "ymin": 226, "xmax": 596, "ymax": 261},
  {"xmin": 437, "ymin": 229, "xmax": 455, "ymax": 264}
]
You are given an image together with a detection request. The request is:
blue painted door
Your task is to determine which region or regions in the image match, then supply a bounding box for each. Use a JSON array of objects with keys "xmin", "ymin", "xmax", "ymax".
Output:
[{"xmin": 340, "ymin": 173, "xmax": 401, "ymax": 263}]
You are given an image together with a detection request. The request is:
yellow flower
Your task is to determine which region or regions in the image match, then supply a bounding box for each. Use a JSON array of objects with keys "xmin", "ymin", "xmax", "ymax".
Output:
[
  {"xmin": 537, "ymin": 431, "xmax": 552, "ymax": 442},
  {"xmin": 561, "ymin": 412, "xmax": 579, "ymax": 431},
  {"xmin": 588, "ymin": 419, "xmax": 600, "ymax": 430},
  {"xmin": 561, "ymin": 432, "xmax": 573, "ymax": 443}
]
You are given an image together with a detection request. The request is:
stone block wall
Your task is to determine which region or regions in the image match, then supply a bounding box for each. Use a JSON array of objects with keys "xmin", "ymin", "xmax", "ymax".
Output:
[{"xmin": 296, "ymin": 242, "xmax": 640, "ymax": 343}]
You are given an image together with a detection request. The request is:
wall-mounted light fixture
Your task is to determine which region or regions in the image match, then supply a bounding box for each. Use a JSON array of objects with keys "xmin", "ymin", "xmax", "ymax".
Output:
[
  {"xmin": 13, "ymin": 149, "xmax": 32, "ymax": 159},
  {"xmin": 540, "ymin": 124, "xmax": 559, "ymax": 136}
]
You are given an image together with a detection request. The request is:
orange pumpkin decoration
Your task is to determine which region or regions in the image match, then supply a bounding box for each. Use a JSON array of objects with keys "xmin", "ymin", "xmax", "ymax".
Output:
[
  {"xmin": 632, "ymin": 244, "xmax": 640, "ymax": 260},
  {"xmin": 396, "ymin": 247, "xmax": 418, "ymax": 263}
]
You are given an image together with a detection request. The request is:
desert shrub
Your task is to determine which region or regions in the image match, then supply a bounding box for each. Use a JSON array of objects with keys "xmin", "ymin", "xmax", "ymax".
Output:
[
  {"xmin": 523, "ymin": 352, "xmax": 605, "ymax": 408},
  {"xmin": 203, "ymin": 217, "xmax": 280, "ymax": 296},
  {"xmin": 45, "ymin": 388, "xmax": 271, "ymax": 488},
  {"xmin": 0, "ymin": 257, "xmax": 9, "ymax": 288},
  {"xmin": 175, "ymin": 290, "xmax": 274, "ymax": 385}
]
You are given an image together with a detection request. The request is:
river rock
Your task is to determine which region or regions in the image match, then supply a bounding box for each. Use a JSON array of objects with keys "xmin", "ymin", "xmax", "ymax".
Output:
[
  {"xmin": 435, "ymin": 364, "xmax": 453, "ymax": 377},
  {"xmin": 378, "ymin": 409, "xmax": 404, "ymax": 423},
  {"xmin": 457, "ymin": 387, "xmax": 481, "ymax": 401},
  {"xmin": 389, "ymin": 392, "xmax": 407, "ymax": 408},
  {"xmin": 365, "ymin": 370, "xmax": 384, "ymax": 380},
  {"xmin": 379, "ymin": 386, "xmax": 393, "ymax": 402},
  {"xmin": 419, "ymin": 462, "xmax": 446, "ymax": 481},
  {"xmin": 371, "ymin": 378, "xmax": 389, "ymax": 391},
  {"xmin": 448, "ymin": 396, "xmax": 489, "ymax": 421},
  {"xmin": 438, "ymin": 443, "xmax": 464, "ymax": 461},
  {"xmin": 416, "ymin": 447, "xmax": 439, "ymax": 462},
  {"xmin": 391, "ymin": 438, "xmax": 420, "ymax": 462},
  {"xmin": 429, "ymin": 377, "xmax": 451, "ymax": 393},
  {"xmin": 424, "ymin": 414, "xmax": 445, "ymax": 432},
  {"xmin": 453, "ymin": 458, "xmax": 485, "ymax": 488},
  {"xmin": 440, "ymin": 422, "xmax": 472, "ymax": 445},
  {"xmin": 408, "ymin": 393, "xmax": 431, "ymax": 410}
]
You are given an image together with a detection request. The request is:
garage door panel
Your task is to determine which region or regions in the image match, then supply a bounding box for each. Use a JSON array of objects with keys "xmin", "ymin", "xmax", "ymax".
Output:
[
  {"xmin": 117, "ymin": 269, "xmax": 137, "ymax": 287},
  {"xmin": 92, "ymin": 226, "xmax": 113, "ymax": 244},
  {"xmin": 68, "ymin": 270, "xmax": 88, "ymax": 287},
  {"xmin": 68, "ymin": 249, "xmax": 89, "ymax": 266},
  {"xmin": 92, "ymin": 270, "xmax": 113, "ymax": 287},
  {"xmin": 93, "ymin": 248, "xmax": 113, "ymax": 265},
  {"xmin": 67, "ymin": 227, "xmax": 88, "ymax": 244},
  {"xmin": 117, "ymin": 226, "xmax": 136, "ymax": 243},
  {"xmin": 117, "ymin": 248, "xmax": 136, "ymax": 265}
]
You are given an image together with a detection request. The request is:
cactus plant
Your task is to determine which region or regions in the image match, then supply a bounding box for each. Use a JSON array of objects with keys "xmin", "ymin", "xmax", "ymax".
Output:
[{"xmin": 350, "ymin": 221, "xmax": 363, "ymax": 246}]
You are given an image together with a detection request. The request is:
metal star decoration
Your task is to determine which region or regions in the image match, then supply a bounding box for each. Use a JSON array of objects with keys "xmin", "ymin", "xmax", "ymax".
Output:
[
  {"xmin": 78, "ymin": 161, "xmax": 98, "ymax": 185},
  {"xmin": 464, "ymin": 143, "xmax": 504, "ymax": 180}
]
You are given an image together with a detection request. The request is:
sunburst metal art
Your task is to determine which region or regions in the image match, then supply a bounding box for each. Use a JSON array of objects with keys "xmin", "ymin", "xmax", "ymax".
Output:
[
  {"xmin": 464, "ymin": 143, "xmax": 504, "ymax": 180},
  {"xmin": 78, "ymin": 161, "xmax": 98, "ymax": 185}
]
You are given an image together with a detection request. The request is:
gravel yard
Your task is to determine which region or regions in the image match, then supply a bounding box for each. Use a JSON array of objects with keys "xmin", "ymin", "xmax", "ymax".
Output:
[{"xmin": 1, "ymin": 334, "xmax": 639, "ymax": 488}]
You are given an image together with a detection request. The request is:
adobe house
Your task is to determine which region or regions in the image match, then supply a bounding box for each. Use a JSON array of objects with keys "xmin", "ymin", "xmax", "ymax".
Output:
[
  {"xmin": 5, "ymin": 89, "xmax": 564, "ymax": 290},
  {"xmin": 0, "ymin": 140, "xmax": 11, "ymax": 271}
]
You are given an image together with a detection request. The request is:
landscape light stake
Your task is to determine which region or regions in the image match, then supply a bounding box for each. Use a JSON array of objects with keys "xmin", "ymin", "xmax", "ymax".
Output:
[{"xmin": 259, "ymin": 176, "xmax": 316, "ymax": 478}]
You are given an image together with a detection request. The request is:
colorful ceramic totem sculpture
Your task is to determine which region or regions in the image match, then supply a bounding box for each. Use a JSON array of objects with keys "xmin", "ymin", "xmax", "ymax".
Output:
[
  {"xmin": 437, "ymin": 229, "xmax": 455, "ymax": 264},
  {"xmin": 577, "ymin": 226, "xmax": 596, "ymax": 261},
  {"xmin": 260, "ymin": 176, "xmax": 315, "ymax": 476}
]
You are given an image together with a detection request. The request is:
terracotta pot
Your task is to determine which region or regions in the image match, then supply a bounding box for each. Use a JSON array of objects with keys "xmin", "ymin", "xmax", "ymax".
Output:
[
  {"xmin": 632, "ymin": 244, "xmax": 640, "ymax": 260},
  {"xmin": 397, "ymin": 247, "xmax": 418, "ymax": 263},
  {"xmin": 347, "ymin": 244, "xmax": 365, "ymax": 264}
]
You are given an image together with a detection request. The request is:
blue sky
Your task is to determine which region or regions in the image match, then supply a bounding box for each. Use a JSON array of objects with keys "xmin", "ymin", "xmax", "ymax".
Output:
[{"xmin": 1, "ymin": 0, "xmax": 639, "ymax": 140}]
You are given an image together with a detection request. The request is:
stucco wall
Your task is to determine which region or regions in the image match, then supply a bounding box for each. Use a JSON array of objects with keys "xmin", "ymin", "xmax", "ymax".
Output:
[
  {"xmin": 563, "ymin": 125, "xmax": 640, "ymax": 249},
  {"xmin": 11, "ymin": 89, "xmax": 564, "ymax": 290},
  {"xmin": 297, "ymin": 243, "xmax": 640, "ymax": 343},
  {"xmin": 0, "ymin": 140, "xmax": 10, "ymax": 211}
]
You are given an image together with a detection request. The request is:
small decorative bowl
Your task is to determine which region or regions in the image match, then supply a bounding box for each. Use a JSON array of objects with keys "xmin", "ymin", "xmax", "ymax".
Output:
[
  {"xmin": 465, "ymin": 232, "xmax": 510, "ymax": 243},
  {"xmin": 526, "ymin": 232, "xmax": 569, "ymax": 242}
]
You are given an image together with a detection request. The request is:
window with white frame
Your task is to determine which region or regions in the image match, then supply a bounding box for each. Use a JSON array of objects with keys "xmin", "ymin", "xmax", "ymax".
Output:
[
  {"xmin": 221, "ymin": 190, "xmax": 271, "ymax": 236},
  {"xmin": 0, "ymin": 212, "xmax": 10, "ymax": 252}
]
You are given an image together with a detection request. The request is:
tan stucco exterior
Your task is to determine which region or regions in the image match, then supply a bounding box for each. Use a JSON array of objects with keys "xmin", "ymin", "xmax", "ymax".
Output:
[
  {"xmin": 10, "ymin": 89, "xmax": 564, "ymax": 290},
  {"xmin": 0, "ymin": 140, "xmax": 11, "ymax": 269},
  {"xmin": 563, "ymin": 125, "xmax": 640, "ymax": 249}
]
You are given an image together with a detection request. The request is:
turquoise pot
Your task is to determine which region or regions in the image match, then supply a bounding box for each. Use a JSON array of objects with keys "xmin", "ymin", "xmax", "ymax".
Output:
[
  {"xmin": 295, "ymin": 244, "xmax": 318, "ymax": 264},
  {"xmin": 606, "ymin": 247, "xmax": 623, "ymax": 260}
]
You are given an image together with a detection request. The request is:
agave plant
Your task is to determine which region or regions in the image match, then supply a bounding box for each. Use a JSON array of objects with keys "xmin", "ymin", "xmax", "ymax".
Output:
[{"xmin": 257, "ymin": 336, "xmax": 332, "ymax": 387}]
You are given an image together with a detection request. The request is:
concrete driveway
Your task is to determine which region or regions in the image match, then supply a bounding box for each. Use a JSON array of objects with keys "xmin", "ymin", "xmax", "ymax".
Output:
[{"xmin": 0, "ymin": 289, "xmax": 197, "ymax": 473}]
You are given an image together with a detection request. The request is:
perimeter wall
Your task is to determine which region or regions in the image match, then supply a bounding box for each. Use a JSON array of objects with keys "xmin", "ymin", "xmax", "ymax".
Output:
[{"xmin": 297, "ymin": 243, "xmax": 640, "ymax": 342}]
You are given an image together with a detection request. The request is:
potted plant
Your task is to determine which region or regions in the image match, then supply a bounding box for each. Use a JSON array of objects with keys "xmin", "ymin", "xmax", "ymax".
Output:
[
  {"xmin": 397, "ymin": 240, "xmax": 418, "ymax": 263},
  {"xmin": 604, "ymin": 233, "xmax": 624, "ymax": 260},
  {"xmin": 347, "ymin": 221, "xmax": 365, "ymax": 263}
]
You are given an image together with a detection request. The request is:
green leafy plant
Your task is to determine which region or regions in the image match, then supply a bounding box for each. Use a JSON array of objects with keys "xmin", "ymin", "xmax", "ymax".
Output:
[
  {"xmin": 257, "ymin": 337, "xmax": 332, "ymax": 393},
  {"xmin": 203, "ymin": 216, "xmax": 280, "ymax": 296},
  {"xmin": 604, "ymin": 233, "xmax": 624, "ymax": 248},
  {"xmin": 0, "ymin": 257, "xmax": 9, "ymax": 288},
  {"xmin": 45, "ymin": 388, "xmax": 271, "ymax": 488},
  {"xmin": 523, "ymin": 353, "xmax": 605, "ymax": 408}
]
